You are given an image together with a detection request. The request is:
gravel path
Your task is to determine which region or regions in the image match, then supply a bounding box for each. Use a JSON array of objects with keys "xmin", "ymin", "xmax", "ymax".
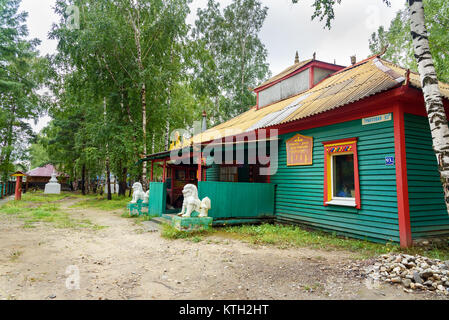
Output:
[{"xmin": 0, "ymin": 197, "xmax": 446, "ymax": 300}]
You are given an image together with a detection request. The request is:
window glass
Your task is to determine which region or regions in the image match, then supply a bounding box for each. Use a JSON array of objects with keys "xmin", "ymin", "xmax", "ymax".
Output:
[
  {"xmin": 175, "ymin": 170, "xmax": 185, "ymax": 181},
  {"xmin": 332, "ymin": 154, "xmax": 355, "ymax": 198},
  {"xmin": 220, "ymin": 167, "xmax": 238, "ymax": 182}
]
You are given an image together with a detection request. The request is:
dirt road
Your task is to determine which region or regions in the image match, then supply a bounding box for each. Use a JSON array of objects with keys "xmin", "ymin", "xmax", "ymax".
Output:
[{"xmin": 0, "ymin": 197, "xmax": 445, "ymax": 300}]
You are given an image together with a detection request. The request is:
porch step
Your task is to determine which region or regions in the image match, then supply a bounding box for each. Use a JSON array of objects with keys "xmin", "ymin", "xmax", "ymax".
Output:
[
  {"xmin": 151, "ymin": 215, "xmax": 174, "ymax": 225},
  {"xmin": 140, "ymin": 220, "xmax": 161, "ymax": 232}
]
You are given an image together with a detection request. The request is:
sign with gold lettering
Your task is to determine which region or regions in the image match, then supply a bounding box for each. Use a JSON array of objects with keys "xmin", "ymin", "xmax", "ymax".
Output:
[{"xmin": 286, "ymin": 134, "xmax": 313, "ymax": 166}]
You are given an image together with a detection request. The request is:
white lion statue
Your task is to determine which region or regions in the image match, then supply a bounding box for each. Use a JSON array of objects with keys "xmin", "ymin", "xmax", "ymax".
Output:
[
  {"xmin": 130, "ymin": 182, "xmax": 149, "ymax": 204},
  {"xmin": 178, "ymin": 184, "xmax": 211, "ymax": 218}
]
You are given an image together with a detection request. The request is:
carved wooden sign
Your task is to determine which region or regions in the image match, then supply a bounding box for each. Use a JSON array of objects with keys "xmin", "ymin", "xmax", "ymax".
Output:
[{"xmin": 286, "ymin": 134, "xmax": 313, "ymax": 166}]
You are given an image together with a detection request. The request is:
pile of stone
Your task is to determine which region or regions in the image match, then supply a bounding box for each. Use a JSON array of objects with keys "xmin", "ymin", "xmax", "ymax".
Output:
[{"xmin": 365, "ymin": 253, "xmax": 449, "ymax": 295}]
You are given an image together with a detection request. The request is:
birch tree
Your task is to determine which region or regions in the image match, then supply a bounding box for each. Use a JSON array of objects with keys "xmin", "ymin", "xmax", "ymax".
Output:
[
  {"xmin": 408, "ymin": 0, "xmax": 449, "ymax": 210},
  {"xmin": 0, "ymin": 0, "xmax": 48, "ymax": 179},
  {"xmin": 193, "ymin": 0, "xmax": 271, "ymax": 122}
]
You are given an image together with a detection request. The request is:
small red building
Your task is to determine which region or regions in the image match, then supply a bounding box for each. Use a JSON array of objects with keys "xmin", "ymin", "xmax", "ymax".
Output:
[{"xmin": 26, "ymin": 164, "xmax": 68, "ymax": 191}]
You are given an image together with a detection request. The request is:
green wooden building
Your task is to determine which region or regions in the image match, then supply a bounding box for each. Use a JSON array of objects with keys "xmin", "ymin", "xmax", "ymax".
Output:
[{"xmin": 142, "ymin": 54, "xmax": 449, "ymax": 248}]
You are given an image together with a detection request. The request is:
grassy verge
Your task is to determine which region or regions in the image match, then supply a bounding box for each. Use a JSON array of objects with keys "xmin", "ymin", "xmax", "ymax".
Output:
[
  {"xmin": 161, "ymin": 223, "xmax": 214, "ymax": 243},
  {"xmin": 120, "ymin": 212, "xmax": 161, "ymax": 226},
  {"xmin": 220, "ymin": 224, "xmax": 449, "ymax": 260},
  {"xmin": 70, "ymin": 194, "xmax": 130, "ymax": 211},
  {"xmin": 0, "ymin": 193, "xmax": 106, "ymax": 230},
  {"xmin": 160, "ymin": 221, "xmax": 449, "ymax": 260},
  {"xmin": 20, "ymin": 191, "xmax": 75, "ymax": 202}
]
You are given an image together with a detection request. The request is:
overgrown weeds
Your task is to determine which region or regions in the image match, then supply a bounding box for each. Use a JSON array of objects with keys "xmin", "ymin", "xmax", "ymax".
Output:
[{"xmin": 161, "ymin": 223, "xmax": 214, "ymax": 241}]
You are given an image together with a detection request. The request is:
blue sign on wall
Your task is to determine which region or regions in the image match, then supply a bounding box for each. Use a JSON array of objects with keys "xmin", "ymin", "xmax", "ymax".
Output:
[{"xmin": 385, "ymin": 156, "xmax": 395, "ymax": 166}]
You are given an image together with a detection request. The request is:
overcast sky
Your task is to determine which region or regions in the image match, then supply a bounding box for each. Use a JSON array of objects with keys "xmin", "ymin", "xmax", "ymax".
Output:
[{"xmin": 20, "ymin": 0, "xmax": 405, "ymax": 132}]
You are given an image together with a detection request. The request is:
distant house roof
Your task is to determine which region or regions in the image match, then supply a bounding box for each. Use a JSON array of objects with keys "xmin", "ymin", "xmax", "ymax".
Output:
[{"xmin": 27, "ymin": 164, "xmax": 65, "ymax": 177}]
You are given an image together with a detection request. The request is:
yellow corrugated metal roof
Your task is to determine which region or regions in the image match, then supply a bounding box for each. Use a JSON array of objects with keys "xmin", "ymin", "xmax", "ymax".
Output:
[
  {"xmin": 176, "ymin": 57, "xmax": 449, "ymax": 149},
  {"xmin": 382, "ymin": 60, "xmax": 449, "ymax": 99}
]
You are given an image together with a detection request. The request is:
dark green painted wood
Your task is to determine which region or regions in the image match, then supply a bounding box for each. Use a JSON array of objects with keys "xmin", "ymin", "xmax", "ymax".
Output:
[
  {"xmin": 405, "ymin": 113, "xmax": 449, "ymax": 239},
  {"xmin": 271, "ymin": 117, "xmax": 400, "ymax": 243},
  {"xmin": 148, "ymin": 182, "xmax": 166, "ymax": 216},
  {"xmin": 206, "ymin": 164, "xmax": 220, "ymax": 181},
  {"xmin": 198, "ymin": 181, "xmax": 275, "ymax": 220}
]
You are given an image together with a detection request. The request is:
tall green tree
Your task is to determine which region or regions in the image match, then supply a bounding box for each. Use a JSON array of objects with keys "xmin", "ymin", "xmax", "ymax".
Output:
[
  {"xmin": 369, "ymin": 0, "xmax": 449, "ymax": 83},
  {"xmin": 192, "ymin": 0, "xmax": 271, "ymax": 122},
  {"xmin": 48, "ymin": 0, "xmax": 195, "ymax": 194},
  {"xmin": 0, "ymin": 0, "xmax": 48, "ymax": 180}
]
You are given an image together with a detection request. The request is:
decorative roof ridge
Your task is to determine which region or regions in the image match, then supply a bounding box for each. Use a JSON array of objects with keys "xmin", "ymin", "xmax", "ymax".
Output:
[{"xmin": 372, "ymin": 58, "xmax": 406, "ymax": 83}]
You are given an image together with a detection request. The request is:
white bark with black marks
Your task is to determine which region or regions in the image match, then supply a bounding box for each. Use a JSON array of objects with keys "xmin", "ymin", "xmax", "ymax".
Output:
[{"xmin": 408, "ymin": 0, "xmax": 449, "ymax": 213}]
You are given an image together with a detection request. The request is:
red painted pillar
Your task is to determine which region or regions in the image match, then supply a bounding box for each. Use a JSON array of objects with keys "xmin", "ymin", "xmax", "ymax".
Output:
[
  {"xmin": 394, "ymin": 104, "xmax": 413, "ymax": 248},
  {"xmin": 309, "ymin": 67, "xmax": 315, "ymax": 89},
  {"xmin": 162, "ymin": 159, "xmax": 167, "ymax": 183},
  {"xmin": 197, "ymin": 151, "xmax": 203, "ymax": 182},
  {"xmin": 171, "ymin": 167, "xmax": 175, "ymax": 206},
  {"xmin": 150, "ymin": 160, "xmax": 154, "ymax": 182},
  {"xmin": 15, "ymin": 176, "xmax": 22, "ymax": 201}
]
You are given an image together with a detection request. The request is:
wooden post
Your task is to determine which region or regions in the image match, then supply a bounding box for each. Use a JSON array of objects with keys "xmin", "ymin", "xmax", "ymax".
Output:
[
  {"xmin": 171, "ymin": 167, "xmax": 175, "ymax": 206},
  {"xmin": 163, "ymin": 159, "xmax": 167, "ymax": 183},
  {"xmin": 15, "ymin": 176, "xmax": 22, "ymax": 201},
  {"xmin": 150, "ymin": 160, "xmax": 154, "ymax": 182},
  {"xmin": 198, "ymin": 150, "xmax": 203, "ymax": 182},
  {"xmin": 394, "ymin": 104, "xmax": 413, "ymax": 248}
]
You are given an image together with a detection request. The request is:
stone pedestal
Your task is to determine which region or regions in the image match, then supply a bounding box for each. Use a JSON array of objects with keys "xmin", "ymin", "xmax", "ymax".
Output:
[
  {"xmin": 172, "ymin": 216, "xmax": 213, "ymax": 232},
  {"xmin": 127, "ymin": 200, "xmax": 149, "ymax": 216},
  {"xmin": 44, "ymin": 172, "xmax": 61, "ymax": 194}
]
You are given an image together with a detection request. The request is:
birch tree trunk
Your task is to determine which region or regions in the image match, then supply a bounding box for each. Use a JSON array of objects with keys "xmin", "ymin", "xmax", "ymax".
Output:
[
  {"xmin": 81, "ymin": 164, "xmax": 86, "ymax": 196},
  {"xmin": 104, "ymin": 97, "xmax": 112, "ymax": 200},
  {"xmin": 408, "ymin": 0, "xmax": 449, "ymax": 213},
  {"xmin": 165, "ymin": 47, "xmax": 174, "ymax": 151},
  {"xmin": 129, "ymin": 7, "xmax": 147, "ymax": 190}
]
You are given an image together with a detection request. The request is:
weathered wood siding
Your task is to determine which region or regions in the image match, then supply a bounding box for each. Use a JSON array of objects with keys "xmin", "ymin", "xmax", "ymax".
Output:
[
  {"xmin": 404, "ymin": 113, "xmax": 449, "ymax": 239},
  {"xmin": 272, "ymin": 117, "xmax": 400, "ymax": 243},
  {"xmin": 259, "ymin": 70, "xmax": 310, "ymax": 108},
  {"xmin": 313, "ymin": 68, "xmax": 334, "ymax": 85}
]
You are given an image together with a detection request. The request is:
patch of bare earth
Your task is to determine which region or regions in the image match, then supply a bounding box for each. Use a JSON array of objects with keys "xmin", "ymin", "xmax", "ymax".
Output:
[{"xmin": 0, "ymin": 196, "xmax": 446, "ymax": 300}]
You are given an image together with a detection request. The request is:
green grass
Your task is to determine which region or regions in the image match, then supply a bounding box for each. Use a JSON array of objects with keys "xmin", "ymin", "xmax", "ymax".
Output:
[
  {"xmin": 0, "ymin": 193, "xmax": 106, "ymax": 230},
  {"xmin": 160, "ymin": 222, "xmax": 449, "ymax": 260},
  {"xmin": 121, "ymin": 213, "xmax": 161, "ymax": 226},
  {"xmin": 220, "ymin": 224, "xmax": 449, "ymax": 260},
  {"xmin": 161, "ymin": 223, "xmax": 214, "ymax": 241},
  {"xmin": 21, "ymin": 191, "xmax": 74, "ymax": 202},
  {"xmin": 71, "ymin": 194, "xmax": 130, "ymax": 211},
  {"xmin": 8, "ymin": 249, "xmax": 23, "ymax": 262}
]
